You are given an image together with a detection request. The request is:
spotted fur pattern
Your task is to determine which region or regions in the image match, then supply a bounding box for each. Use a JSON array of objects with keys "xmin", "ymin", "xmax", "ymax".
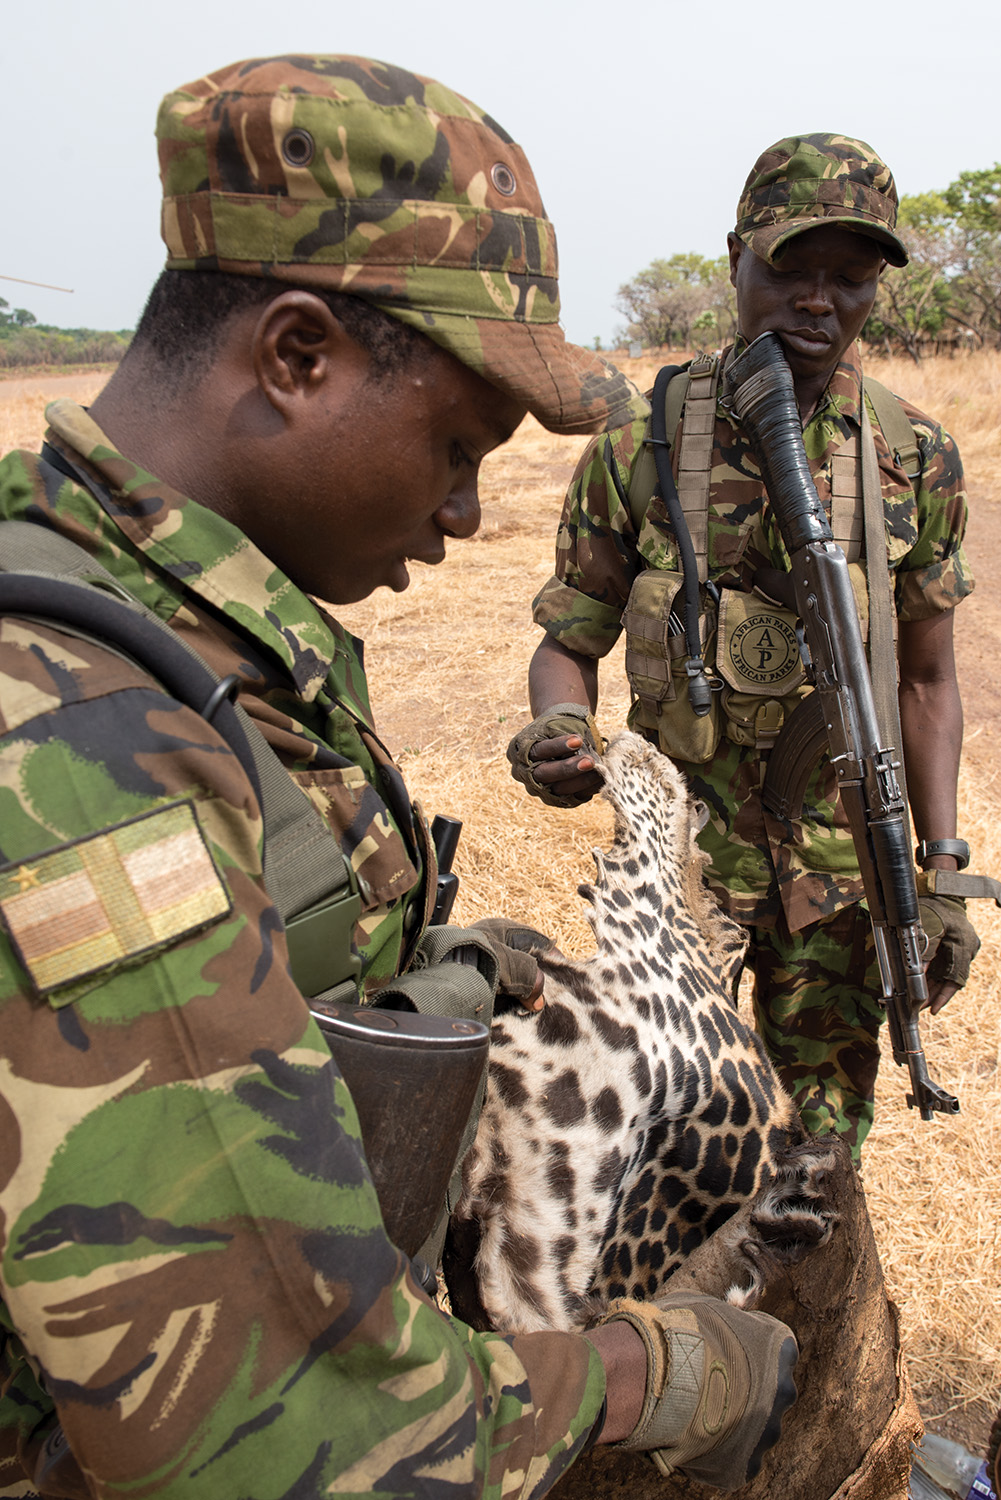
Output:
[{"xmin": 451, "ymin": 731, "xmax": 806, "ymax": 1334}]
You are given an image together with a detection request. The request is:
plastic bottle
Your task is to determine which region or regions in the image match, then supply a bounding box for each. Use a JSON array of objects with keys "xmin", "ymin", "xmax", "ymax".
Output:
[{"xmin": 909, "ymin": 1432, "xmax": 998, "ymax": 1500}]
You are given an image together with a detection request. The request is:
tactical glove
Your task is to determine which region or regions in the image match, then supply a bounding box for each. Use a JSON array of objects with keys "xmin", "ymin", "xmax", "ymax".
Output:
[
  {"xmin": 506, "ymin": 703, "xmax": 603, "ymax": 809},
  {"xmin": 917, "ymin": 893, "xmax": 981, "ymax": 989},
  {"xmin": 595, "ymin": 1292, "xmax": 798, "ymax": 1490},
  {"xmin": 469, "ymin": 916, "xmax": 554, "ymax": 1011}
]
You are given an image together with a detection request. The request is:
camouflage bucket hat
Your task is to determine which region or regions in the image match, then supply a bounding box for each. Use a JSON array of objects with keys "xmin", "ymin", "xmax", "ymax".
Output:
[
  {"xmin": 733, "ymin": 133, "xmax": 909, "ymax": 267},
  {"xmin": 157, "ymin": 55, "xmax": 646, "ymax": 435}
]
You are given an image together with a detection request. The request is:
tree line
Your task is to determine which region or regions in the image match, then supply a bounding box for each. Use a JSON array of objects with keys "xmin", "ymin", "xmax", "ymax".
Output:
[
  {"xmin": 614, "ymin": 163, "xmax": 1001, "ymax": 362},
  {"xmin": 0, "ymin": 297, "xmax": 130, "ymax": 371}
]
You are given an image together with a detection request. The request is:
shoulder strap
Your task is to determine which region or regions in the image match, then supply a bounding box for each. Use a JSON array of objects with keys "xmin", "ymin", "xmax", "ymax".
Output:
[
  {"xmin": 0, "ymin": 519, "xmax": 361, "ymax": 1005},
  {"xmin": 626, "ymin": 355, "xmax": 721, "ymax": 586},
  {"xmin": 673, "ymin": 353, "xmax": 720, "ymax": 583},
  {"xmin": 864, "ymin": 377, "xmax": 923, "ymax": 481},
  {"xmin": 859, "ymin": 408, "xmax": 909, "ymax": 786},
  {"xmin": 627, "ymin": 365, "xmax": 690, "ymax": 534}
]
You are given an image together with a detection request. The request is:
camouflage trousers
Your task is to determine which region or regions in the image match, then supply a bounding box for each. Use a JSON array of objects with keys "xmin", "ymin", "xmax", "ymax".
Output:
[{"xmin": 741, "ymin": 903, "xmax": 883, "ymax": 1158}]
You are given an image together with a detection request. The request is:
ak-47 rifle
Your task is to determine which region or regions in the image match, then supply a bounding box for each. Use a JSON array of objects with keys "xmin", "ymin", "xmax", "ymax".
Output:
[{"xmin": 722, "ymin": 331, "xmax": 959, "ymax": 1121}]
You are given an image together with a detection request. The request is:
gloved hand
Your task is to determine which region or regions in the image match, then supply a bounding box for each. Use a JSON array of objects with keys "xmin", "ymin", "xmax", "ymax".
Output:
[
  {"xmin": 470, "ymin": 917, "xmax": 556, "ymax": 1012},
  {"xmin": 506, "ymin": 703, "xmax": 603, "ymax": 809},
  {"xmin": 918, "ymin": 893, "xmax": 981, "ymax": 1009},
  {"xmin": 594, "ymin": 1292, "xmax": 798, "ymax": 1490}
]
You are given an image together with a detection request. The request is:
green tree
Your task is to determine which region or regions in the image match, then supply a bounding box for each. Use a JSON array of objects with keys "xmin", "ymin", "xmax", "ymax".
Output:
[
  {"xmin": 615, "ymin": 254, "xmax": 735, "ymax": 349},
  {"xmin": 865, "ymin": 197, "xmax": 957, "ymax": 361},
  {"xmin": 866, "ymin": 166, "xmax": 1001, "ymax": 356},
  {"xmin": 943, "ymin": 165, "xmax": 1001, "ymax": 233},
  {"xmin": 944, "ymin": 165, "xmax": 1001, "ymax": 348}
]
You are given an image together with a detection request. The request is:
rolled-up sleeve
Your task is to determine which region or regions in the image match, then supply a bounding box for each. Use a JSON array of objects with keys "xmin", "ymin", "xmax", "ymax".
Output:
[
  {"xmin": 892, "ymin": 402, "xmax": 974, "ymax": 621},
  {"xmin": 533, "ymin": 417, "xmax": 650, "ymax": 660}
]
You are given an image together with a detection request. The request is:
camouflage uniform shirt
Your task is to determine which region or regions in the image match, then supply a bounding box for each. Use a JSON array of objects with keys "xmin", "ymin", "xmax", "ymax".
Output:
[
  {"xmin": 0, "ymin": 402, "xmax": 605, "ymax": 1498},
  {"xmin": 534, "ymin": 343, "xmax": 973, "ymax": 932}
]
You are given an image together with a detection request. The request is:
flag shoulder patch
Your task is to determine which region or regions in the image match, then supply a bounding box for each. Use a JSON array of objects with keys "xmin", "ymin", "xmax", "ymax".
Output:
[{"xmin": 0, "ymin": 801, "xmax": 232, "ymax": 998}]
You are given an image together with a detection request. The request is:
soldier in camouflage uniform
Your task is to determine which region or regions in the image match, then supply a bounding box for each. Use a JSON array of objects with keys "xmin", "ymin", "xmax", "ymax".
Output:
[
  {"xmin": 0, "ymin": 56, "xmax": 799, "ymax": 1500},
  {"xmin": 510, "ymin": 134, "xmax": 978, "ymax": 1157}
]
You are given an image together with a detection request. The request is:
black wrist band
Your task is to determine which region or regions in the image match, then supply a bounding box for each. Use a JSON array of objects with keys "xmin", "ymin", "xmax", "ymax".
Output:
[
  {"xmin": 915, "ymin": 838, "xmax": 970, "ymax": 870},
  {"xmin": 579, "ymin": 1395, "xmax": 608, "ymax": 1456}
]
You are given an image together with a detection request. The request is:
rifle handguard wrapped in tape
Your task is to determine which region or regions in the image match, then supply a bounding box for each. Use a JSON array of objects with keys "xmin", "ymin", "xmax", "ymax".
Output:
[{"xmin": 722, "ymin": 332, "xmax": 957, "ymax": 1121}]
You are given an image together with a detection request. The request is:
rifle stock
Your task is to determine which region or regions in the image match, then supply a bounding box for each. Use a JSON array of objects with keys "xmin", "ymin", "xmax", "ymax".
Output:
[
  {"xmin": 309, "ymin": 1000, "xmax": 489, "ymax": 1256},
  {"xmin": 723, "ymin": 332, "xmax": 958, "ymax": 1120}
]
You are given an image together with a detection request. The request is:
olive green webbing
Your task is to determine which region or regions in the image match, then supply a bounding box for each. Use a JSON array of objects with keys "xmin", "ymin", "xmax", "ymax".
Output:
[{"xmin": 627, "ymin": 364, "xmax": 921, "ymax": 560}]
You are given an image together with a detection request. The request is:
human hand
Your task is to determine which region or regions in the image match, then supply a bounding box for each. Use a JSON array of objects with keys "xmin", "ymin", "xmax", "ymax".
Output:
[
  {"xmin": 506, "ymin": 705, "xmax": 603, "ymax": 808},
  {"xmin": 470, "ymin": 917, "xmax": 557, "ymax": 1012},
  {"xmin": 918, "ymin": 893, "xmax": 981, "ymax": 1014},
  {"xmin": 591, "ymin": 1292, "xmax": 797, "ymax": 1489}
]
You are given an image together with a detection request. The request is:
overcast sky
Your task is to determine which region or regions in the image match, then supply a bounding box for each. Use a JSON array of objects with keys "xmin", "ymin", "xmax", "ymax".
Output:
[{"xmin": 3, "ymin": 0, "xmax": 997, "ymax": 347}]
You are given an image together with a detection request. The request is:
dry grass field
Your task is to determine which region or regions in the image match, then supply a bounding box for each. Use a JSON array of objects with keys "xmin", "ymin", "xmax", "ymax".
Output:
[{"xmin": 3, "ymin": 352, "xmax": 998, "ymax": 1455}]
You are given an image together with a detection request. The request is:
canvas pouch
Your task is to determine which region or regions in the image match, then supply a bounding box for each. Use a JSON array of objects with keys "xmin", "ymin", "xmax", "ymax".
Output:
[{"xmin": 622, "ymin": 570, "xmax": 722, "ymax": 764}]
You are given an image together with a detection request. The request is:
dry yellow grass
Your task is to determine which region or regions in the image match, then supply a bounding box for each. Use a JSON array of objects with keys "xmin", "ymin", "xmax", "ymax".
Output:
[
  {"xmin": 4, "ymin": 354, "xmax": 998, "ymax": 1444},
  {"xmin": 0, "ymin": 371, "xmax": 111, "ymax": 450},
  {"xmin": 863, "ymin": 350, "xmax": 1001, "ymax": 507}
]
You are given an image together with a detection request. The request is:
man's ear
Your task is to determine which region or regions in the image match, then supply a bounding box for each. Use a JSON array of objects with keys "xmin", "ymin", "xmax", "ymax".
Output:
[
  {"xmin": 727, "ymin": 232, "xmax": 743, "ymax": 288},
  {"xmin": 251, "ymin": 290, "xmax": 370, "ymax": 414}
]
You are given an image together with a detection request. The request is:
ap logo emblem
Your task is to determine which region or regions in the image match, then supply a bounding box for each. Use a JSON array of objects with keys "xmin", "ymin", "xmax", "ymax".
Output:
[{"xmin": 727, "ymin": 614, "xmax": 801, "ymax": 689}]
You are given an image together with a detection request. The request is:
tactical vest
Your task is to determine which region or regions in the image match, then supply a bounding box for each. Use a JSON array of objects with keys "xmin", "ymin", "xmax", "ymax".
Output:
[{"xmin": 621, "ymin": 352, "xmax": 923, "ymax": 762}]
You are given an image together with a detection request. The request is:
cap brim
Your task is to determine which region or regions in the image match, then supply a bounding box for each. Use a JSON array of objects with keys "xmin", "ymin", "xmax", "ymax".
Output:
[
  {"xmin": 744, "ymin": 216, "xmax": 909, "ymax": 268},
  {"xmin": 376, "ymin": 305, "xmax": 651, "ymax": 435}
]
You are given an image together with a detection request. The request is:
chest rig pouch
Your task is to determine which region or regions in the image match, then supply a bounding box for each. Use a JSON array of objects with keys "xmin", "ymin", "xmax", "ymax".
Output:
[
  {"xmin": 623, "ymin": 570, "xmax": 721, "ymax": 762},
  {"xmin": 715, "ymin": 589, "xmax": 806, "ymax": 749}
]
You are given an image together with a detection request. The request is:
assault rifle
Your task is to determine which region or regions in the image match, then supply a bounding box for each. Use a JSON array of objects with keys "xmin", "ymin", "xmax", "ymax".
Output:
[{"xmin": 722, "ymin": 332, "xmax": 959, "ymax": 1121}]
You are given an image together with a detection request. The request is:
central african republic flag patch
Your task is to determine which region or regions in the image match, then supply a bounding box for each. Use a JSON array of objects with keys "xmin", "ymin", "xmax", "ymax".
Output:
[{"xmin": 0, "ymin": 801, "xmax": 232, "ymax": 997}]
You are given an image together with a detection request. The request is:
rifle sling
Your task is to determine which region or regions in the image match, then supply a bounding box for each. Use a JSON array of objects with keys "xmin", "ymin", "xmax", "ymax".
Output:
[
  {"xmin": 0, "ymin": 518, "xmax": 361, "ymax": 1006},
  {"xmin": 922, "ymin": 869, "xmax": 1001, "ymax": 906},
  {"xmin": 860, "ymin": 386, "xmax": 910, "ymax": 818}
]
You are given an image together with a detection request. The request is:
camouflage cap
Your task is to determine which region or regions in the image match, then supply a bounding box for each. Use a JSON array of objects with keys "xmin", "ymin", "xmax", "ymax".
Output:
[
  {"xmin": 733, "ymin": 133, "xmax": 909, "ymax": 268},
  {"xmin": 157, "ymin": 55, "xmax": 647, "ymax": 435}
]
